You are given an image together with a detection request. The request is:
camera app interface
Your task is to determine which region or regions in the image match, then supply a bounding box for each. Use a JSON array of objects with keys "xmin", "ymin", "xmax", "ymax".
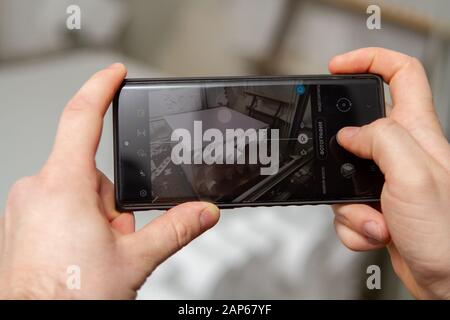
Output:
[{"xmin": 117, "ymin": 78, "xmax": 384, "ymax": 205}]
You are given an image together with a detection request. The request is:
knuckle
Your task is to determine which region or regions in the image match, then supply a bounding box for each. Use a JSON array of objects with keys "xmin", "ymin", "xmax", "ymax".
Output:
[
  {"xmin": 331, "ymin": 204, "xmax": 342, "ymax": 216},
  {"xmin": 169, "ymin": 218, "xmax": 191, "ymax": 250},
  {"xmin": 387, "ymin": 165, "xmax": 437, "ymax": 200},
  {"xmin": 372, "ymin": 117, "xmax": 397, "ymax": 134},
  {"xmin": 370, "ymin": 118, "xmax": 398, "ymax": 152},
  {"xmin": 369, "ymin": 46, "xmax": 383, "ymax": 56},
  {"xmin": 360, "ymin": 47, "xmax": 382, "ymax": 55},
  {"xmin": 334, "ymin": 210, "xmax": 350, "ymax": 228},
  {"xmin": 65, "ymin": 93, "xmax": 92, "ymax": 112},
  {"xmin": 404, "ymin": 169, "xmax": 436, "ymax": 192},
  {"xmin": 408, "ymin": 56, "xmax": 424, "ymax": 70},
  {"xmin": 7, "ymin": 176, "xmax": 36, "ymax": 206},
  {"xmin": 401, "ymin": 55, "xmax": 427, "ymax": 77},
  {"xmin": 334, "ymin": 219, "xmax": 372, "ymax": 252},
  {"xmin": 333, "ymin": 219, "xmax": 351, "ymax": 243},
  {"xmin": 416, "ymin": 168, "xmax": 436, "ymax": 186},
  {"xmin": 9, "ymin": 176, "xmax": 34, "ymax": 193},
  {"xmin": 35, "ymin": 171, "xmax": 60, "ymax": 191},
  {"xmin": 63, "ymin": 93, "xmax": 103, "ymax": 124},
  {"xmin": 40, "ymin": 163, "xmax": 99, "ymax": 195}
]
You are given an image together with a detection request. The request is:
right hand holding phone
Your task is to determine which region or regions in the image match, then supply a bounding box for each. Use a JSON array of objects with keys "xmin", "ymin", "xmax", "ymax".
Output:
[{"xmin": 329, "ymin": 48, "xmax": 450, "ymax": 299}]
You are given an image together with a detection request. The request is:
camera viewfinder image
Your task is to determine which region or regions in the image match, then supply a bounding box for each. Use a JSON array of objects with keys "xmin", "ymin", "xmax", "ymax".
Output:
[{"xmin": 147, "ymin": 82, "xmax": 312, "ymax": 203}]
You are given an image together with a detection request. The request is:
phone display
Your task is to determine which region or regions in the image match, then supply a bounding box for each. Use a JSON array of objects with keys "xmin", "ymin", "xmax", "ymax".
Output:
[{"xmin": 113, "ymin": 75, "xmax": 385, "ymax": 210}]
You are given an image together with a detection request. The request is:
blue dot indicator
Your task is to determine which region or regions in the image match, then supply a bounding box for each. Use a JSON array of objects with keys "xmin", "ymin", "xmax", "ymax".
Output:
[{"xmin": 296, "ymin": 85, "xmax": 305, "ymax": 95}]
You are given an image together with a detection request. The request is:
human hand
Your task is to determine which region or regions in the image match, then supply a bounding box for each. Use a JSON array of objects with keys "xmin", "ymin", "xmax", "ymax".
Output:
[
  {"xmin": 0, "ymin": 64, "xmax": 220, "ymax": 299},
  {"xmin": 329, "ymin": 48, "xmax": 450, "ymax": 299}
]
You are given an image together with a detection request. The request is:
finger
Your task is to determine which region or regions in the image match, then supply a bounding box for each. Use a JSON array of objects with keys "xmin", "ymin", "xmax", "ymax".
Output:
[
  {"xmin": 332, "ymin": 204, "xmax": 390, "ymax": 245},
  {"xmin": 329, "ymin": 47, "xmax": 433, "ymax": 111},
  {"xmin": 49, "ymin": 63, "xmax": 127, "ymax": 169},
  {"xmin": 120, "ymin": 202, "xmax": 220, "ymax": 272},
  {"xmin": 337, "ymin": 118, "xmax": 434, "ymax": 183},
  {"xmin": 329, "ymin": 48, "xmax": 450, "ymax": 170},
  {"xmin": 334, "ymin": 219, "xmax": 386, "ymax": 251},
  {"xmin": 97, "ymin": 170, "xmax": 135, "ymax": 234},
  {"xmin": 110, "ymin": 212, "xmax": 135, "ymax": 235}
]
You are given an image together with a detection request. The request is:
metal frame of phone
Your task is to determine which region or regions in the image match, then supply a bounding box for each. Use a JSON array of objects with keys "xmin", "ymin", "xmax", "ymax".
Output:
[{"xmin": 113, "ymin": 74, "xmax": 385, "ymax": 211}]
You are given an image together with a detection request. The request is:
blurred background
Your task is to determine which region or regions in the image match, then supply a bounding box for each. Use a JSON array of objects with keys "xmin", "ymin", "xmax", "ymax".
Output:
[{"xmin": 1, "ymin": 0, "xmax": 449, "ymax": 299}]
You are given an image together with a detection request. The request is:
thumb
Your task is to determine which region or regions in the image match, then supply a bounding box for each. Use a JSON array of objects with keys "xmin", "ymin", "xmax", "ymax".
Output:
[
  {"xmin": 337, "ymin": 118, "xmax": 433, "ymax": 184},
  {"xmin": 121, "ymin": 202, "xmax": 220, "ymax": 273}
]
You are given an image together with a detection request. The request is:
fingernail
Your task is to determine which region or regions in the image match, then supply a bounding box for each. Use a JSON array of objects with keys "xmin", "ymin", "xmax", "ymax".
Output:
[
  {"xmin": 200, "ymin": 203, "xmax": 220, "ymax": 229},
  {"xmin": 363, "ymin": 221, "xmax": 384, "ymax": 244},
  {"xmin": 338, "ymin": 127, "xmax": 360, "ymax": 141}
]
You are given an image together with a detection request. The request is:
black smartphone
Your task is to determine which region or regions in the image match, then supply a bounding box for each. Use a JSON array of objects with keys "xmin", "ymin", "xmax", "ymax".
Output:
[{"xmin": 113, "ymin": 75, "xmax": 385, "ymax": 211}]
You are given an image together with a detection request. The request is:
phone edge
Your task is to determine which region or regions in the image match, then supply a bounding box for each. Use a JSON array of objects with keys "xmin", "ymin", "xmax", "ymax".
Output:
[{"xmin": 113, "ymin": 73, "xmax": 385, "ymax": 212}]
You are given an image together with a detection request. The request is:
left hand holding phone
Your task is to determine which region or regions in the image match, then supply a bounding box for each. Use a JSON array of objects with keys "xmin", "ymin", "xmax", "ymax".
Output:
[{"xmin": 0, "ymin": 63, "xmax": 220, "ymax": 299}]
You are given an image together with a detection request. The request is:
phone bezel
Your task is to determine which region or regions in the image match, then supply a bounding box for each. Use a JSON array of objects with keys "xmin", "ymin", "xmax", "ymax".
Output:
[{"xmin": 113, "ymin": 74, "xmax": 385, "ymax": 211}]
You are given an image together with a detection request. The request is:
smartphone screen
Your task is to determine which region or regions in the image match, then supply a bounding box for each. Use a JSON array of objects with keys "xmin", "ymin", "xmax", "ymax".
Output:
[{"xmin": 113, "ymin": 75, "xmax": 385, "ymax": 210}]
